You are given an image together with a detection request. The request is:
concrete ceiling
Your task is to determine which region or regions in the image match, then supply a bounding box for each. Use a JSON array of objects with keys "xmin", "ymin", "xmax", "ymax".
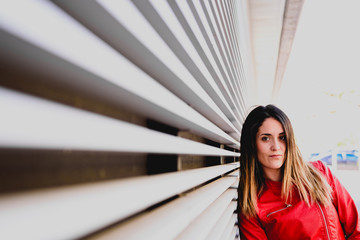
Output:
[{"xmin": 248, "ymin": 0, "xmax": 304, "ymax": 104}]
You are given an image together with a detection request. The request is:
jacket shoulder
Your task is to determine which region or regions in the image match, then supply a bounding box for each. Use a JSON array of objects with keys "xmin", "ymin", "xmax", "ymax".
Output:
[
  {"xmin": 309, "ymin": 160, "xmax": 327, "ymax": 173},
  {"xmin": 309, "ymin": 160, "xmax": 333, "ymax": 184}
]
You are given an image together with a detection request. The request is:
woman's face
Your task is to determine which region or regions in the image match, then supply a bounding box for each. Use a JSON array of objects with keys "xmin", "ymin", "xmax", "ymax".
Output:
[{"xmin": 256, "ymin": 117, "xmax": 286, "ymax": 181}]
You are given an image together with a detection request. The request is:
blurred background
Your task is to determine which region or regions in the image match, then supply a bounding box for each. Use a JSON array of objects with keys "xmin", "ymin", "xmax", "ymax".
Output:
[{"xmin": 276, "ymin": 0, "xmax": 360, "ymax": 205}]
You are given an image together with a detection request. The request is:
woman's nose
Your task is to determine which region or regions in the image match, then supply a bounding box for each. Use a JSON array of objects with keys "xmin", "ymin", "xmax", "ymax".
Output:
[{"xmin": 271, "ymin": 140, "xmax": 281, "ymax": 150}]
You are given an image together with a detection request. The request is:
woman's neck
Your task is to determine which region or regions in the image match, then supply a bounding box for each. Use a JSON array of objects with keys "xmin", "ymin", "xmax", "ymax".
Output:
[{"xmin": 263, "ymin": 168, "xmax": 282, "ymax": 182}]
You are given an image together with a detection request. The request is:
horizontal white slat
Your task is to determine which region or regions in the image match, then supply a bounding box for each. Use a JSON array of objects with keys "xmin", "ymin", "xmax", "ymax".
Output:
[
  {"xmin": 205, "ymin": 201, "xmax": 237, "ymax": 240},
  {"xmin": 190, "ymin": 0, "xmax": 242, "ymax": 112},
  {"xmin": 145, "ymin": 0, "xmax": 241, "ymax": 130},
  {"xmin": 218, "ymin": 1, "xmax": 239, "ymax": 63},
  {"xmin": 224, "ymin": 0, "xmax": 246, "ymax": 83},
  {"xmin": 175, "ymin": 189, "xmax": 237, "ymax": 240},
  {"xmin": 210, "ymin": 0, "xmax": 242, "ymax": 85},
  {"xmin": 53, "ymin": 0, "xmax": 239, "ymax": 137},
  {"xmin": 226, "ymin": 169, "xmax": 240, "ymax": 177},
  {"xmin": 208, "ymin": 0, "xmax": 248, "ymax": 115},
  {"xmin": 104, "ymin": 0, "xmax": 241, "ymax": 137},
  {"xmin": 229, "ymin": 225, "xmax": 239, "ymax": 240},
  {"xmin": 0, "ymin": 87, "xmax": 239, "ymax": 156},
  {"xmin": 173, "ymin": 0, "xmax": 240, "ymax": 119},
  {"xmin": 0, "ymin": 163, "xmax": 238, "ymax": 240},
  {"xmin": 180, "ymin": 0, "xmax": 246, "ymax": 129},
  {"xmin": 229, "ymin": 215, "xmax": 240, "ymax": 240},
  {"xmin": 88, "ymin": 174, "xmax": 237, "ymax": 240},
  {"xmin": 212, "ymin": 0, "xmax": 240, "ymax": 76},
  {"xmin": 226, "ymin": 169, "xmax": 240, "ymax": 191},
  {"xmin": 189, "ymin": 0, "xmax": 242, "ymax": 115},
  {"xmin": 0, "ymin": 0, "xmax": 240, "ymax": 147},
  {"xmin": 222, "ymin": 0, "xmax": 245, "ymax": 80},
  {"xmin": 227, "ymin": 0, "xmax": 249, "ymax": 122},
  {"xmin": 221, "ymin": 214, "xmax": 238, "ymax": 240},
  {"xmin": 224, "ymin": 169, "xmax": 239, "ymax": 180},
  {"xmin": 197, "ymin": 0, "xmax": 244, "ymax": 114},
  {"xmin": 203, "ymin": 0, "xmax": 239, "ymax": 86},
  {"xmin": 231, "ymin": 179, "xmax": 239, "ymax": 188},
  {"xmin": 220, "ymin": 4, "xmax": 246, "ymax": 96}
]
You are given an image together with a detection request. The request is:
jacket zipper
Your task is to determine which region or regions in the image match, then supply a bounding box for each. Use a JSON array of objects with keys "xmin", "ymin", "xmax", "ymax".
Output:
[
  {"xmin": 316, "ymin": 202, "xmax": 330, "ymax": 240},
  {"xmin": 266, "ymin": 204, "xmax": 292, "ymax": 217}
]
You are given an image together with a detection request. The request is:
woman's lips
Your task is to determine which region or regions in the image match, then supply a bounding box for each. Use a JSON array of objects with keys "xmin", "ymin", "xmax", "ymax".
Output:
[{"xmin": 270, "ymin": 154, "xmax": 282, "ymax": 158}]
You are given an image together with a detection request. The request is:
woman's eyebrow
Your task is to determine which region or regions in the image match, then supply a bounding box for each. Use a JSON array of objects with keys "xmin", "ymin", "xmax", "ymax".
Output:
[
  {"xmin": 259, "ymin": 133, "xmax": 271, "ymax": 136},
  {"xmin": 259, "ymin": 132, "xmax": 285, "ymax": 136}
]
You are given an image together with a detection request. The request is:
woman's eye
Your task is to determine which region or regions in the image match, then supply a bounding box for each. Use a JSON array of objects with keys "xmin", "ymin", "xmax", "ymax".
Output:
[
  {"xmin": 261, "ymin": 136, "xmax": 269, "ymax": 141},
  {"xmin": 279, "ymin": 135, "xmax": 286, "ymax": 141}
]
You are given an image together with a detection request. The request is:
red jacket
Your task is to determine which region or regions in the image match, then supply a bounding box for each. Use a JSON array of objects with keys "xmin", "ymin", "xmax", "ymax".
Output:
[{"xmin": 239, "ymin": 161, "xmax": 360, "ymax": 239}]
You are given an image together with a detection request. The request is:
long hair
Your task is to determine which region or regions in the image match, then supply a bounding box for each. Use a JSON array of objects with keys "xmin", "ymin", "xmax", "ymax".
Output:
[{"xmin": 239, "ymin": 105, "xmax": 332, "ymax": 217}]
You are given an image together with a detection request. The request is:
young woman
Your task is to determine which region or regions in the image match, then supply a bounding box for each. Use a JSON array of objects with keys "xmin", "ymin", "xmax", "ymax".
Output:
[{"xmin": 238, "ymin": 104, "xmax": 360, "ymax": 239}]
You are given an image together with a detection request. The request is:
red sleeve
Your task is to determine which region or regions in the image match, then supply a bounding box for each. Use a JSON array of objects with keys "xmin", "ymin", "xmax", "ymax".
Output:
[
  {"xmin": 238, "ymin": 212, "xmax": 268, "ymax": 240},
  {"xmin": 312, "ymin": 160, "xmax": 360, "ymax": 239}
]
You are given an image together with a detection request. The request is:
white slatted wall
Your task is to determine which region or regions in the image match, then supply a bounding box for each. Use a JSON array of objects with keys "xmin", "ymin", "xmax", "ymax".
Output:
[{"xmin": 0, "ymin": 0, "xmax": 252, "ymax": 239}]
